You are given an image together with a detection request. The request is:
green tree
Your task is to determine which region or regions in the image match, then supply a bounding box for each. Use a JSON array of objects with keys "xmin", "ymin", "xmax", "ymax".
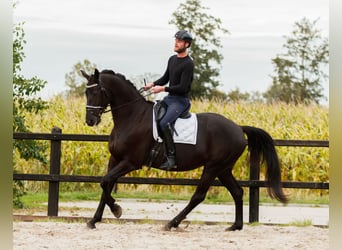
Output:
[
  {"xmin": 169, "ymin": 0, "xmax": 229, "ymax": 99},
  {"xmin": 209, "ymin": 89, "xmax": 228, "ymax": 101},
  {"xmin": 264, "ymin": 18, "xmax": 329, "ymax": 104},
  {"xmin": 227, "ymin": 88, "xmax": 250, "ymax": 102},
  {"xmin": 13, "ymin": 22, "xmax": 48, "ymax": 160},
  {"xmin": 13, "ymin": 21, "xmax": 48, "ymax": 207},
  {"xmin": 64, "ymin": 59, "xmax": 97, "ymax": 97}
]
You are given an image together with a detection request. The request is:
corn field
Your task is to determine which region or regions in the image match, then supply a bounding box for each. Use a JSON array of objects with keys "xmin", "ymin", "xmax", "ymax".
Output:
[{"xmin": 14, "ymin": 96, "xmax": 329, "ymax": 198}]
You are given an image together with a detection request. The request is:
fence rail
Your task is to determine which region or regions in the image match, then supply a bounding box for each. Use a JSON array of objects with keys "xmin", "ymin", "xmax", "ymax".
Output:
[
  {"xmin": 13, "ymin": 132, "xmax": 329, "ymax": 147},
  {"xmin": 13, "ymin": 128, "xmax": 329, "ymax": 223}
]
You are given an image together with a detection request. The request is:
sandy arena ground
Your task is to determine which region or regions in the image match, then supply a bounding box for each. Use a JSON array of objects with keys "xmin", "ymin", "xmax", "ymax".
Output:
[
  {"xmin": 13, "ymin": 221, "xmax": 328, "ymax": 250},
  {"xmin": 13, "ymin": 199, "xmax": 329, "ymax": 249}
]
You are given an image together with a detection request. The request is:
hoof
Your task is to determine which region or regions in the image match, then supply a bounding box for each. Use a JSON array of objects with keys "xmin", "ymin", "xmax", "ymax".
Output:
[
  {"xmin": 225, "ymin": 224, "xmax": 243, "ymax": 231},
  {"xmin": 174, "ymin": 227, "xmax": 185, "ymax": 232},
  {"xmin": 87, "ymin": 221, "xmax": 96, "ymax": 229},
  {"xmin": 112, "ymin": 204, "xmax": 122, "ymax": 219},
  {"xmin": 163, "ymin": 223, "xmax": 172, "ymax": 231}
]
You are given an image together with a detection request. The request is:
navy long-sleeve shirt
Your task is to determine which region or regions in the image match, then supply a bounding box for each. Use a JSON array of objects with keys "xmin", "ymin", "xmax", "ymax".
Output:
[{"xmin": 154, "ymin": 55, "xmax": 194, "ymax": 98}]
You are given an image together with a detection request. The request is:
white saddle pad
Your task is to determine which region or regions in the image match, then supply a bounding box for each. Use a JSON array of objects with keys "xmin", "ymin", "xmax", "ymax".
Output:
[{"xmin": 153, "ymin": 111, "xmax": 198, "ymax": 145}]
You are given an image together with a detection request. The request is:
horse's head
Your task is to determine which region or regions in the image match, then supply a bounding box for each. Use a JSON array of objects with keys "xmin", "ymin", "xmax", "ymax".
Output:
[{"xmin": 81, "ymin": 68, "xmax": 109, "ymax": 126}]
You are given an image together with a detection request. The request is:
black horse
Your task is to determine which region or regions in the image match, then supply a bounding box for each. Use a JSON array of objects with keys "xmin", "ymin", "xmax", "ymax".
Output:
[{"xmin": 81, "ymin": 68, "xmax": 288, "ymax": 231}]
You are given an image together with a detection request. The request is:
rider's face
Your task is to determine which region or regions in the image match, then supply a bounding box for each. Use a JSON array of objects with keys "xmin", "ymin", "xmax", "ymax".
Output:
[{"xmin": 174, "ymin": 38, "xmax": 187, "ymax": 53}]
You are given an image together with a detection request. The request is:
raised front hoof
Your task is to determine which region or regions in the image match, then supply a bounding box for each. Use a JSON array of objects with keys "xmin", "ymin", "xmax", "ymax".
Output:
[
  {"xmin": 86, "ymin": 221, "xmax": 96, "ymax": 229},
  {"xmin": 111, "ymin": 203, "xmax": 122, "ymax": 219},
  {"xmin": 225, "ymin": 224, "xmax": 243, "ymax": 231}
]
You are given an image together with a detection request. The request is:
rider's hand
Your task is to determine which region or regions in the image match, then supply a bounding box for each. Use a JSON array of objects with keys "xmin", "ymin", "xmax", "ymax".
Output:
[
  {"xmin": 143, "ymin": 82, "xmax": 154, "ymax": 91},
  {"xmin": 151, "ymin": 85, "xmax": 165, "ymax": 94}
]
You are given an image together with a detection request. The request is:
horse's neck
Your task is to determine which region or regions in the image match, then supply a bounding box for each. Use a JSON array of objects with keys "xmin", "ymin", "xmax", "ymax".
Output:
[
  {"xmin": 102, "ymin": 75, "xmax": 153, "ymax": 128},
  {"xmin": 105, "ymin": 82, "xmax": 141, "ymax": 115},
  {"xmin": 110, "ymin": 100, "xmax": 152, "ymax": 128}
]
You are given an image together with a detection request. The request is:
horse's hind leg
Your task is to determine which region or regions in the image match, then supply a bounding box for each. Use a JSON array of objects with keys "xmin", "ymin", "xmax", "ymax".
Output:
[
  {"xmin": 165, "ymin": 167, "xmax": 217, "ymax": 230},
  {"xmin": 218, "ymin": 172, "xmax": 244, "ymax": 231}
]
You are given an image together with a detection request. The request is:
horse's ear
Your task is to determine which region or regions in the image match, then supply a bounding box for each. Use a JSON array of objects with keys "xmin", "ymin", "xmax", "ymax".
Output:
[
  {"xmin": 94, "ymin": 68, "xmax": 100, "ymax": 79},
  {"xmin": 80, "ymin": 70, "xmax": 89, "ymax": 80}
]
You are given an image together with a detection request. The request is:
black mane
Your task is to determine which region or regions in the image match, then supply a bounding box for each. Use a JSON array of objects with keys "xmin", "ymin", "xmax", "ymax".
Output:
[
  {"xmin": 100, "ymin": 69, "xmax": 140, "ymax": 93},
  {"xmin": 100, "ymin": 69, "xmax": 115, "ymax": 75}
]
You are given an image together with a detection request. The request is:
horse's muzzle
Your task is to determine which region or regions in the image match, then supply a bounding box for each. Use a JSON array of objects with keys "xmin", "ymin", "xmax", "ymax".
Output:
[{"xmin": 86, "ymin": 110, "xmax": 102, "ymax": 126}]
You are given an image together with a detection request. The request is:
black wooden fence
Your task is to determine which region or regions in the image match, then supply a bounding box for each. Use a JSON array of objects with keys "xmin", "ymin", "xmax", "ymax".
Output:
[{"xmin": 13, "ymin": 127, "xmax": 329, "ymax": 223}]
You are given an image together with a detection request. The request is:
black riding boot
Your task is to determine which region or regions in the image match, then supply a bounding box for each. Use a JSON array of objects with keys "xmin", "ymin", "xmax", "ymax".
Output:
[{"xmin": 160, "ymin": 125, "xmax": 177, "ymax": 170}]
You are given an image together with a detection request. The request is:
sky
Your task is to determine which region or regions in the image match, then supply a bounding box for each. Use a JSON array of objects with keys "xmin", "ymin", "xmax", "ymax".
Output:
[{"xmin": 13, "ymin": 0, "xmax": 329, "ymax": 103}]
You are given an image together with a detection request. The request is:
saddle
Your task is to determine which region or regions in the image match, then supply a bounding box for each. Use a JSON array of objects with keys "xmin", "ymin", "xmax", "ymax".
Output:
[
  {"xmin": 153, "ymin": 100, "xmax": 191, "ymax": 135},
  {"xmin": 148, "ymin": 101, "xmax": 198, "ymax": 167}
]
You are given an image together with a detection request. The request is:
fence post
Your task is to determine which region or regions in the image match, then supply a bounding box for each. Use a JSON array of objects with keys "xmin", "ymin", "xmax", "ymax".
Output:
[
  {"xmin": 249, "ymin": 152, "xmax": 260, "ymax": 223},
  {"xmin": 47, "ymin": 127, "xmax": 62, "ymax": 216}
]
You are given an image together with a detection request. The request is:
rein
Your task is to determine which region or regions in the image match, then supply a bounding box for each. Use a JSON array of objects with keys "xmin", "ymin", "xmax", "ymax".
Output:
[
  {"xmin": 105, "ymin": 87, "xmax": 152, "ymax": 113},
  {"xmin": 86, "ymin": 83, "xmax": 152, "ymax": 113}
]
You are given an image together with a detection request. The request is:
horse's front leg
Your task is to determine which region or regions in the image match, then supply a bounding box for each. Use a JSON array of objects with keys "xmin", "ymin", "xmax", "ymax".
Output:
[
  {"xmin": 101, "ymin": 160, "xmax": 137, "ymax": 216},
  {"xmin": 87, "ymin": 185, "xmax": 115, "ymax": 229},
  {"xmin": 87, "ymin": 156, "xmax": 117, "ymax": 229},
  {"xmin": 87, "ymin": 158, "xmax": 136, "ymax": 229}
]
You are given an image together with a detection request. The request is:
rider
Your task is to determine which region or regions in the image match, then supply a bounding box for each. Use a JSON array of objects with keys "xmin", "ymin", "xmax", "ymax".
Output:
[{"xmin": 144, "ymin": 30, "xmax": 194, "ymax": 170}]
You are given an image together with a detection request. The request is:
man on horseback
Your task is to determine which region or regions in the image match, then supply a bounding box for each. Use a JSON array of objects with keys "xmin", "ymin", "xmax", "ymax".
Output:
[{"xmin": 144, "ymin": 30, "xmax": 194, "ymax": 170}]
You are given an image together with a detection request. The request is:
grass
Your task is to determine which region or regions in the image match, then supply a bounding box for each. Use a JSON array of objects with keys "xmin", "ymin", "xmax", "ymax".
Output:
[
  {"xmin": 14, "ymin": 188, "xmax": 328, "ymax": 212},
  {"xmin": 286, "ymin": 219, "xmax": 313, "ymax": 227},
  {"xmin": 249, "ymin": 222, "xmax": 262, "ymax": 227}
]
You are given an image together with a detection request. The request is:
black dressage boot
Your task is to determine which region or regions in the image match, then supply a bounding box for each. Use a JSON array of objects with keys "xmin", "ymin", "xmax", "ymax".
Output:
[{"xmin": 160, "ymin": 124, "xmax": 177, "ymax": 170}]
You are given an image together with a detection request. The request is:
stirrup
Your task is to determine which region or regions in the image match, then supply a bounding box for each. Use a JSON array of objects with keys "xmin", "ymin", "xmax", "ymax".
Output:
[{"xmin": 160, "ymin": 156, "xmax": 177, "ymax": 170}]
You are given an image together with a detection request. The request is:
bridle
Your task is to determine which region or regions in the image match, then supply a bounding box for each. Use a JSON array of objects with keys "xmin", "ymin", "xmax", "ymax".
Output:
[
  {"xmin": 86, "ymin": 81, "xmax": 152, "ymax": 114},
  {"xmin": 86, "ymin": 82, "xmax": 110, "ymax": 114}
]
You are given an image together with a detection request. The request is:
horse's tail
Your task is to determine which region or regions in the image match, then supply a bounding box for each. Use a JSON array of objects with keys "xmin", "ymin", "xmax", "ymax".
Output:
[{"xmin": 241, "ymin": 126, "xmax": 288, "ymax": 204}]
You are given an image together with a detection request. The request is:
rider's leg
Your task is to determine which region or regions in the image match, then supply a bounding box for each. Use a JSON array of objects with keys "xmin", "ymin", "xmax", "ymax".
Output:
[
  {"xmin": 159, "ymin": 97, "xmax": 187, "ymax": 170},
  {"xmin": 159, "ymin": 123, "xmax": 177, "ymax": 170}
]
